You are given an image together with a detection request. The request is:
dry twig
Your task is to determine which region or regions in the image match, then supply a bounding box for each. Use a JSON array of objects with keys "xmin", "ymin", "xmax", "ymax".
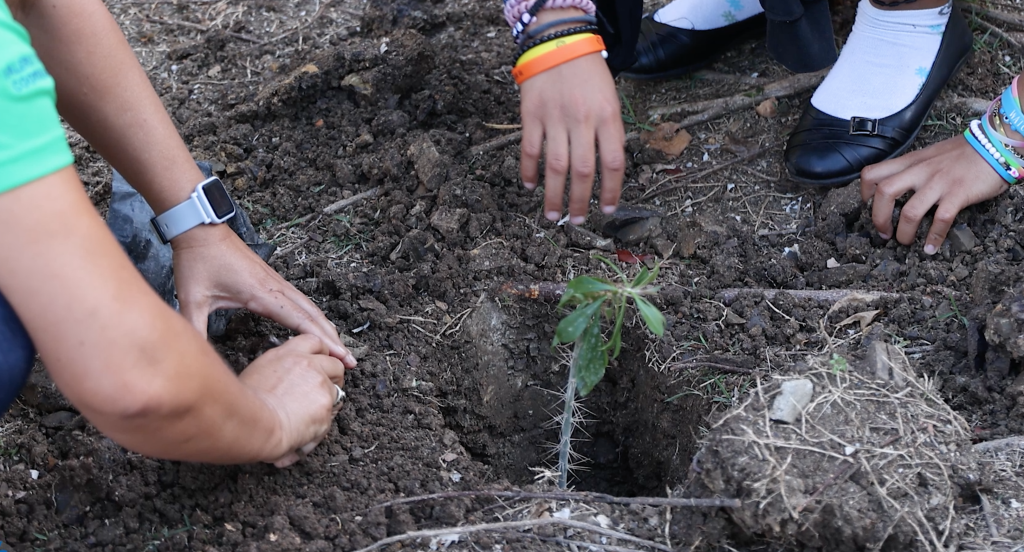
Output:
[
  {"xmin": 470, "ymin": 131, "xmax": 522, "ymax": 156},
  {"xmin": 649, "ymin": 69, "xmax": 828, "ymax": 123},
  {"xmin": 323, "ymin": 186, "xmax": 380, "ymax": 214}
]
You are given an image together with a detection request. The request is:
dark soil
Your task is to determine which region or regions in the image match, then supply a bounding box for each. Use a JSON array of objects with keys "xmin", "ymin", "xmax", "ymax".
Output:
[{"xmin": 1, "ymin": 0, "xmax": 1023, "ymax": 550}]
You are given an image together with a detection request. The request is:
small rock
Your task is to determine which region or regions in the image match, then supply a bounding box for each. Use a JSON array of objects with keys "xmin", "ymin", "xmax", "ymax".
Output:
[
  {"xmin": 947, "ymin": 224, "xmax": 977, "ymax": 253},
  {"xmin": 651, "ymin": 238, "xmax": 677, "ymax": 259},
  {"xmin": 755, "ymin": 97, "xmax": 778, "ymax": 118},
  {"xmin": 565, "ymin": 224, "xmax": 615, "ymax": 251},
  {"xmin": 40, "ymin": 411, "xmax": 78, "ymax": 429},
  {"xmin": 353, "ymin": 132, "xmax": 375, "ymax": 148},
  {"xmin": 408, "ymin": 135, "xmax": 448, "ymax": 191},
  {"xmin": 724, "ymin": 309, "xmax": 746, "ymax": 325},
  {"xmin": 429, "ymin": 207, "xmax": 468, "ymax": 239},
  {"xmin": 769, "ymin": 379, "xmax": 814, "ymax": 424},
  {"xmin": 597, "ymin": 205, "xmax": 664, "ymax": 245}
]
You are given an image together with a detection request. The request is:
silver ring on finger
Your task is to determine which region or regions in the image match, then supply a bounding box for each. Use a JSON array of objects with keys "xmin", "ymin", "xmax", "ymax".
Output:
[{"xmin": 333, "ymin": 384, "xmax": 346, "ymax": 406}]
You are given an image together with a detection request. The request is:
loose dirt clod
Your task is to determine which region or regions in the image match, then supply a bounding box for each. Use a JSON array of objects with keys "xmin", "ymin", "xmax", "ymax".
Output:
[{"xmin": 685, "ymin": 354, "xmax": 981, "ymax": 551}]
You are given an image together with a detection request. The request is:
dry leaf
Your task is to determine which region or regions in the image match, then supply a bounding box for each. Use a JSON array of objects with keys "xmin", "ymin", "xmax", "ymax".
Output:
[
  {"xmin": 756, "ymin": 97, "xmax": 778, "ymax": 118},
  {"xmin": 641, "ymin": 122, "xmax": 692, "ymax": 158},
  {"xmin": 837, "ymin": 309, "xmax": 882, "ymax": 331}
]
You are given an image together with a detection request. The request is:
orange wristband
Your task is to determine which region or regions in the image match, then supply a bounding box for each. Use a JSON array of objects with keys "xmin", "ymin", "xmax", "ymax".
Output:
[{"xmin": 512, "ymin": 34, "xmax": 606, "ymax": 85}]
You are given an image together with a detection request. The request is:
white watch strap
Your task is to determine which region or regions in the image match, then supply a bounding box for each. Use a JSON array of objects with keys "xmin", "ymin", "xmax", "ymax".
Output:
[{"xmin": 153, "ymin": 192, "xmax": 210, "ymax": 243}]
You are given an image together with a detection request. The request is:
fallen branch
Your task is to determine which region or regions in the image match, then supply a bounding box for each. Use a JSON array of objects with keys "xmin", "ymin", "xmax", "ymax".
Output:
[
  {"xmin": 470, "ymin": 131, "xmax": 522, "ymax": 156},
  {"xmin": 360, "ymin": 489, "xmax": 741, "ymax": 514},
  {"xmin": 649, "ymin": 69, "xmax": 828, "ymax": 123},
  {"xmin": 962, "ymin": 3, "xmax": 1024, "ymax": 32},
  {"xmin": 973, "ymin": 435, "xmax": 1024, "ymax": 453},
  {"xmin": 719, "ymin": 288, "xmax": 901, "ymax": 306},
  {"xmin": 978, "ymin": 491, "xmax": 1001, "ymax": 540},
  {"xmin": 973, "ymin": 16, "xmax": 1024, "ymax": 55},
  {"xmin": 350, "ymin": 517, "xmax": 674, "ymax": 552},
  {"xmin": 323, "ymin": 186, "xmax": 380, "ymax": 214}
]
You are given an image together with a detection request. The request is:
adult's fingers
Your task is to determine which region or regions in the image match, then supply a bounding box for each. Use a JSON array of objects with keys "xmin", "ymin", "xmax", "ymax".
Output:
[
  {"xmin": 596, "ymin": 116, "xmax": 625, "ymax": 214},
  {"xmin": 275, "ymin": 334, "xmax": 348, "ymax": 384},
  {"xmin": 567, "ymin": 124, "xmax": 597, "ymax": 224},
  {"xmin": 520, "ymin": 114, "xmax": 545, "ymax": 192},
  {"xmin": 249, "ymin": 289, "xmax": 356, "ymax": 367},
  {"xmin": 178, "ymin": 294, "xmax": 211, "ymax": 336},
  {"xmin": 543, "ymin": 128, "xmax": 570, "ymax": 221}
]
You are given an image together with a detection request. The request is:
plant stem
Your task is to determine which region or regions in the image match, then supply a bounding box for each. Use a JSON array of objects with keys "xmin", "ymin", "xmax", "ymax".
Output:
[{"xmin": 558, "ymin": 338, "xmax": 582, "ymax": 490}]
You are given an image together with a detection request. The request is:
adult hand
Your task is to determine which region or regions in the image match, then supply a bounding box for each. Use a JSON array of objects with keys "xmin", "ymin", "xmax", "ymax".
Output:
[
  {"xmin": 239, "ymin": 334, "xmax": 346, "ymax": 468},
  {"xmin": 519, "ymin": 53, "xmax": 625, "ymax": 224},
  {"xmin": 860, "ymin": 135, "xmax": 1008, "ymax": 254},
  {"xmin": 171, "ymin": 224, "xmax": 357, "ymax": 368}
]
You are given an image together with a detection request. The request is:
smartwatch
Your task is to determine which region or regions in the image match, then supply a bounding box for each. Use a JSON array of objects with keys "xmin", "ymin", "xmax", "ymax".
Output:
[{"xmin": 151, "ymin": 176, "xmax": 237, "ymax": 244}]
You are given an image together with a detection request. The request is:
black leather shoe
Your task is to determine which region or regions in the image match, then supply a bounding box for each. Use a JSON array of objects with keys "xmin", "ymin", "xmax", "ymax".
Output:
[
  {"xmin": 784, "ymin": 6, "xmax": 974, "ymax": 187},
  {"xmin": 621, "ymin": 14, "xmax": 767, "ymax": 80}
]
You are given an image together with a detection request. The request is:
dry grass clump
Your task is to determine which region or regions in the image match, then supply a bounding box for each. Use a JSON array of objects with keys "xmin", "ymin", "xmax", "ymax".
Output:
[{"xmin": 691, "ymin": 352, "xmax": 981, "ymax": 551}]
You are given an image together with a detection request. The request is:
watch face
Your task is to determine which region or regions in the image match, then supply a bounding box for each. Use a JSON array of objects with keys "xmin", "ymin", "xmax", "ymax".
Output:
[{"xmin": 202, "ymin": 179, "xmax": 236, "ymax": 220}]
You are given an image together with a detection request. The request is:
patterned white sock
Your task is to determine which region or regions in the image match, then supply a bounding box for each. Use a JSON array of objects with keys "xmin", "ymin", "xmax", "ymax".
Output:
[
  {"xmin": 652, "ymin": 0, "xmax": 764, "ymax": 30},
  {"xmin": 811, "ymin": 0, "xmax": 951, "ymax": 120}
]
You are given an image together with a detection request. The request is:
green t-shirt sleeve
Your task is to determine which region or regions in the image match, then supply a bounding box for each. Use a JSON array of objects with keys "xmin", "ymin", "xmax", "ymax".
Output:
[{"xmin": 0, "ymin": 2, "xmax": 74, "ymax": 195}]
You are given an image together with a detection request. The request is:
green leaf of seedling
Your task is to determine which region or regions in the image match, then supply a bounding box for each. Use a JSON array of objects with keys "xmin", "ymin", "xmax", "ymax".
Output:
[
  {"xmin": 566, "ymin": 276, "xmax": 618, "ymax": 296},
  {"xmin": 633, "ymin": 295, "xmax": 666, "ymax": 336},
  {"xmin": 554, "ymin": 297, "xmax": 606, "ymax": 345},
  {"xmin": 575, "ymin": 318, "xmax": 609, "ymax": 396},
  {"xmin": 631, "ymin": 266, "xmax": 650, "ymax": 288}
]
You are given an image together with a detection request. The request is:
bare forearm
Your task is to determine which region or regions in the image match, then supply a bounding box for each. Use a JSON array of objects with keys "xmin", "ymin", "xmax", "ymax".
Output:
[
  {"xmin": 0, "ymin": 169, "xmax": 284, "ymax": 463},
  {"xmin": 11, "ymin": 0, "xmax": 204, "ymax": 214}
]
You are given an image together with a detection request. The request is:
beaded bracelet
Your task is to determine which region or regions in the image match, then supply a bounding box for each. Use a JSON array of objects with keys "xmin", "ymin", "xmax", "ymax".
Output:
[
  {"xmin": 965, "ymin": 120, "xmax": 1021, "ymax": 183},
  {"xmin": 519, "ymin": 15, "xmax": 598, "ymax": 44},
  {"xmin": 984, "ymin": 113, "xmax": 1024, "ymax": 170},
  {"xmin": 512, "ymin": 34, "xmax": 607, "ymax": 85},
  {"xmin": 517, "ymin": 25, "xmax": 599, "ymax": 59},
  {"xmin": 504, "ymin": 0, "xmax": 597, "ymax": 28},
  {"xmin": 510, "ymin": 0, "xmax": 551, "ymax": 42}
]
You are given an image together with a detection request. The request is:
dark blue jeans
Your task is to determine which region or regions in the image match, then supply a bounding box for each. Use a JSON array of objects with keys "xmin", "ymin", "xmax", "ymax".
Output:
[{"xmin": 0, "ymin": 290, "xmax": 34, "ymax": 414}]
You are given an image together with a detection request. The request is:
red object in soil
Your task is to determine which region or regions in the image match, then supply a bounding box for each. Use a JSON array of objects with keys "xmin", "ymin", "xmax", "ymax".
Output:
[{"xmin": 616, "ymin": 249, "xmax": 652, "ymax": 264}]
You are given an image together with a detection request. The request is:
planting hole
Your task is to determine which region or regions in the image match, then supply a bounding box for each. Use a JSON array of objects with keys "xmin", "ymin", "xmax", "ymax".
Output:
[{"xmin": 440, "ymin": 301, "xmax": 710, "ymax": 495}]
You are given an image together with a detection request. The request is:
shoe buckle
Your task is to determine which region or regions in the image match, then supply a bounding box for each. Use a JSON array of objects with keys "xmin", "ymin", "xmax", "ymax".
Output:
[{"xmin": 849, "ymin": 117, "xmax": 879, "ymax": 136}]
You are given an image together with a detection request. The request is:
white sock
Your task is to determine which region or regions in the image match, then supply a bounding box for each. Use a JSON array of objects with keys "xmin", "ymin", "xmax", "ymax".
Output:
[
  {"xmin": 811, "ymin": 0, "xmax": 951, "ymax": 120},
  {"xmin": 653, "ymin": 0, "xmax": 764, "ymax": 31}
]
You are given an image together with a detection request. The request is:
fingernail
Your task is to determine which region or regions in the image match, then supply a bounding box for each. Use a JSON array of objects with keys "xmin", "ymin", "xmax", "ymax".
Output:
[
  {"xmin": 545, "ymin": 211, "xmax": 561, "ymax": 222},
  {"xmin": 346, "ymin": 354, "xmax": 357, "ymax": 366},
  {"xmin": 570, "ymin": 215, "xmax": 586, "ymax": 225},
  {"xmin": 878, "ymin": 233, "xmax": 891, "ymax": 240},
  {"xmin": 601, "ymin": 205, "xmax": 617, "ymax": 214},
  {"xmin": 523, "ymin": 182, "xmax": 536, "ymax": 191},
  {"xmin": 924, "ymin": 243, "xmax": 937, "ymax": 255}
]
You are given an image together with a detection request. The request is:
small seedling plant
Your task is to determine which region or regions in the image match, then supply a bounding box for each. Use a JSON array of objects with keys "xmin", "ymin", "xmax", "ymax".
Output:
[{"xmin": 551, "ymin": 258, "xmax": 665, "ymax": 488}]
